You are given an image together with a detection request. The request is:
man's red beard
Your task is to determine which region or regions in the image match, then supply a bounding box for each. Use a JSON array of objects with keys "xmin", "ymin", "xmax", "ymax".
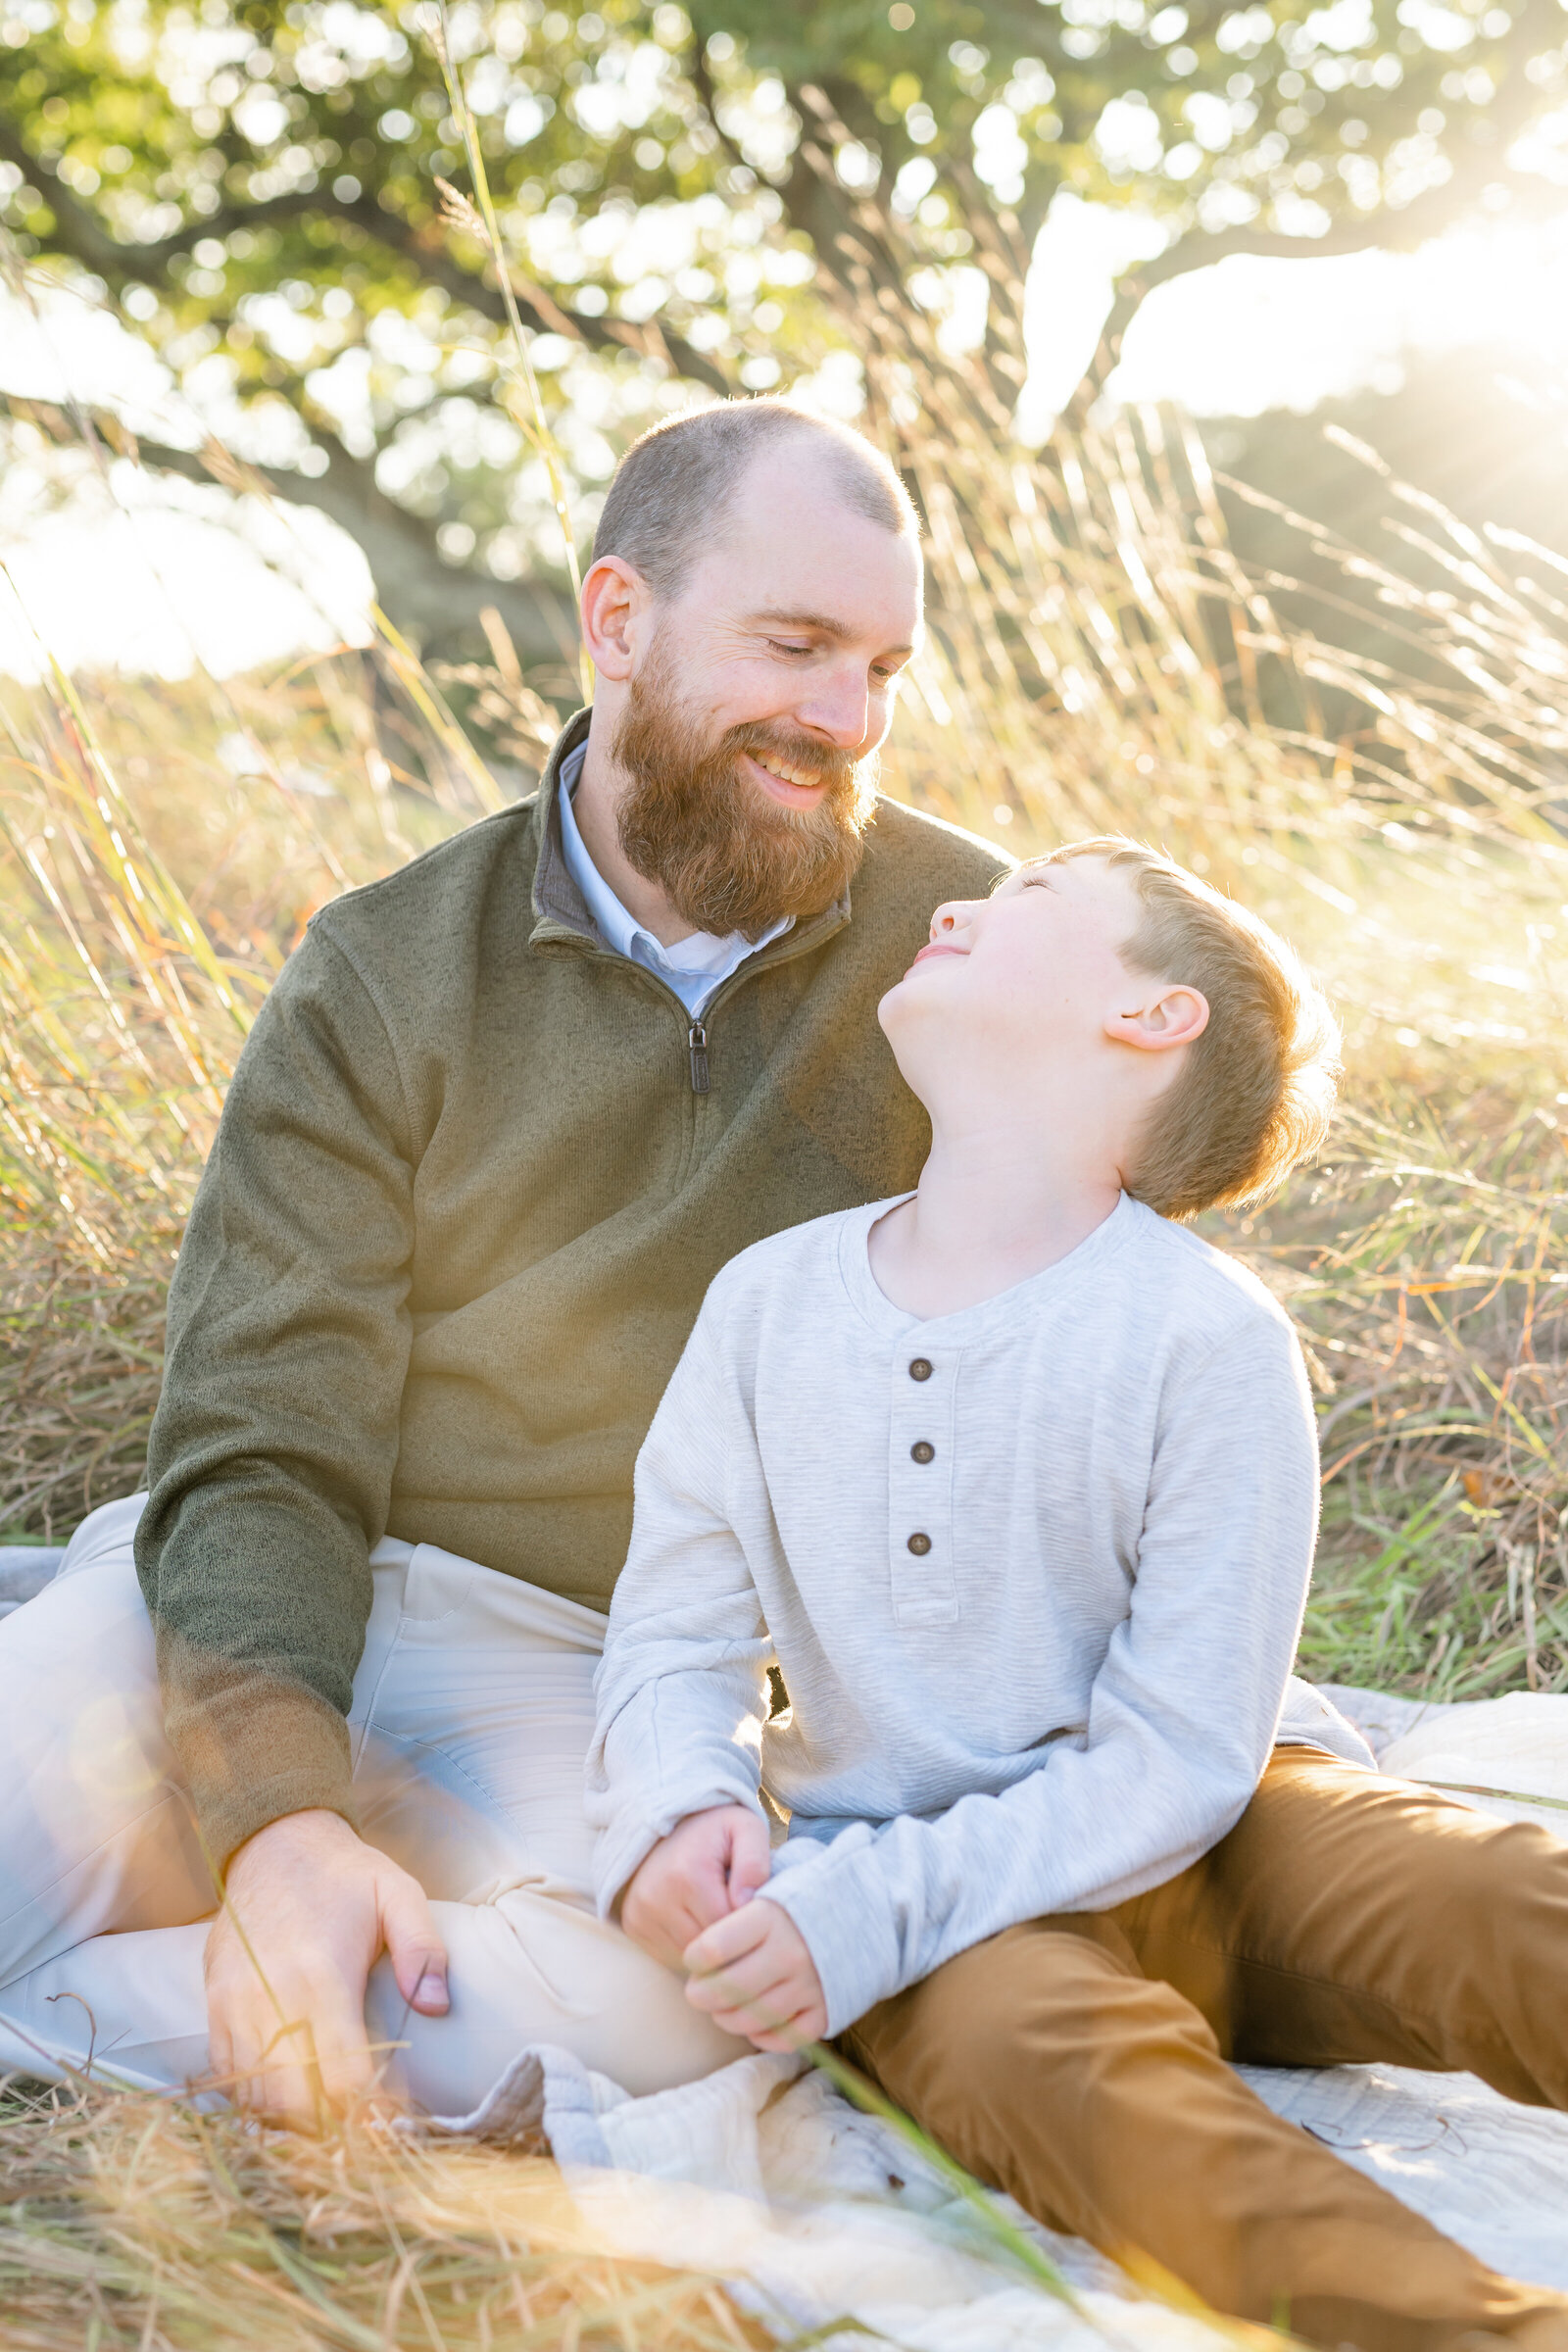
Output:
[{"xmin": 611, "ymin": 649, "xmax": 880, "ymax": 942}]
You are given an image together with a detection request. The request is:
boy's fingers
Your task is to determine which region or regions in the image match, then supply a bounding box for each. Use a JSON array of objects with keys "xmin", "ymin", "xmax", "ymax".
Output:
[
  {"xmin": 682, "ymin": 1900, "xmax": 774, "ymax": 1973},
  {"xmin": 671, "ymin": 1811, "xmax": 747, "ymax": 1918},
  {"xmin": 702, "ymin": 1988, "xmax": 818, "ymax": 2044},
  {"xmin": 685, "ymin": 1948, "xmax": 803, "ymax": 2017},
  {"xmin": 725, "ymin": 1812, "xmax": 772, "ymax": 1903}
]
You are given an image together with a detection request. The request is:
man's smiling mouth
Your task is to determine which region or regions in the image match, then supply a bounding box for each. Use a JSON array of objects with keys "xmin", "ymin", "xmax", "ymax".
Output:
[
  {"xmin": 743, "ymin": 747, "xmax": 829, "ymax": 808},
  {"xmin": 751, "ymin": 749, "xmax": 817, "ymax": 788}
]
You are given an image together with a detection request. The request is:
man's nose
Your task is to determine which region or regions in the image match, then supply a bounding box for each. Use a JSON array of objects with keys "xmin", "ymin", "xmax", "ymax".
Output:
[{"xmin": 794, "ymin": 660, "xmax": 872, "ymax": 751}]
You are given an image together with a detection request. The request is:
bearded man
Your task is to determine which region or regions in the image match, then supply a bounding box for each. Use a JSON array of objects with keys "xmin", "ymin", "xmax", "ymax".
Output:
[{"xmin": 0, "ymin": 400, "xmax": 1008, "ymax": 2128}]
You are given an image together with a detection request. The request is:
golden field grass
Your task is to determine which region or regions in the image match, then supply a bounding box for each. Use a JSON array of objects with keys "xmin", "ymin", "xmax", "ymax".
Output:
[
  {"xmin": 6, "ymin": 152, "xmax": 1568, "ymax": 2349},
  {"xmin": 8, "ymin": 374, "xmax": 1568, "ymax": 1700}
]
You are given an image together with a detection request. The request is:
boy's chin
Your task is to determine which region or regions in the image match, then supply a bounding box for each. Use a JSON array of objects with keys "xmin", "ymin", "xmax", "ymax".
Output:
[{"xmin": 876, "ymin": 977, "xmax": 956, "ymax": 1068}]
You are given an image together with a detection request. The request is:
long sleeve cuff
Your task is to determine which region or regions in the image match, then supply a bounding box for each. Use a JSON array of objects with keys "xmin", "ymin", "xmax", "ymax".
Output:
[
  {"xmin": 163, "ymin": 1676, "xmax": 360, "ymax": 1873},
  {"xmin": 760, "ymin": 1832, "xmax": 903, "ymax": 2037},
  {"xmin": 592, "ymin": 1782, "xmax": 768, "ymax": 1921}
]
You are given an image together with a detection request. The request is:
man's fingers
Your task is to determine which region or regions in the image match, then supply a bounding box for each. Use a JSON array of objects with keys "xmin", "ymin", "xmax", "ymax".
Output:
[
  {"xmin": 222, "ymin": 1999, "xmax": 327, "ymax": 2131},
  {"xmin": 381, "ymin": 1879, "xmax": 449, "ymax": 2015},
  {"xmin": 209, "ymin": 1938, "xmax": 378, "ymax": 2126},
  {"xmin": 206, "ymin": 2000, "xmax": 235, "ymax": 2107}
]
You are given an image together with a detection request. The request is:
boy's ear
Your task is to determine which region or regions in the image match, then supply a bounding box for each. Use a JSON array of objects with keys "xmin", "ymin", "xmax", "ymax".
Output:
[{"xmin": 1104, "ymin": 984, "xmax": 1209, "ymax": 1054}]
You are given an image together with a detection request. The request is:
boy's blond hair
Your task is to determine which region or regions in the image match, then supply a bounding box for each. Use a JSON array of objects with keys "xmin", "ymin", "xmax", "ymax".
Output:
[{"xmin": 1039, "ymin": 838, "xmax": 1341, "ymax": 1222}]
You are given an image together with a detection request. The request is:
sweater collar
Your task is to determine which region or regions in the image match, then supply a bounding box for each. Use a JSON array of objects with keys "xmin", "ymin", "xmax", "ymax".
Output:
[
  {"xmin": 528, "ymin": 707, "xmax": 856, "ymax": 971},
  {"xmin": 530, "ymin": 708, "xmax": 598, "ymax": 943}
]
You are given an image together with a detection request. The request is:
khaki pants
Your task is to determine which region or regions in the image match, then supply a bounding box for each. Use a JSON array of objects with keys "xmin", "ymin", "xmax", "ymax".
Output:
[
  {"xmin": 845, "ymin": 1751, "xmax": 1568, "ymax": 2352},
  {"xmin": 0, "ymin": 1495, "xmax": 732, "ymax": 2112}
]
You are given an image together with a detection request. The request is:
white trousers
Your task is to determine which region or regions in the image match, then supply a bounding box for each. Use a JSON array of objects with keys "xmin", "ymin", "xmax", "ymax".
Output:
[{"xmin": 0, "ymin": 1494, "xmax": 733, "ymax": 2112}]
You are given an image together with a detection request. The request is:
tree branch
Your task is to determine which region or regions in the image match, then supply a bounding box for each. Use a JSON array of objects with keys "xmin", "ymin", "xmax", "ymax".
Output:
[
  {"xmin": 1070, "ymin": 101, "xmax": 1567, "ymax": 421},
  {"xmin": 0, "ymin": 120, "xmax": 731, "ymax": 395},
  {"xmin": 2, "ymin": 391, "xmax": 577, "ymax": 662}
]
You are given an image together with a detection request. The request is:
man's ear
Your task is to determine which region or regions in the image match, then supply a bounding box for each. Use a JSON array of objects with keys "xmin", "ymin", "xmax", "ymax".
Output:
[
  {"xmin": 1103, "ymin": 984, "xmax": 1209, "ymax": 1054},
  {"xmin": 580, "ymin": 555, "xmax": 652, "ymax": 682}
]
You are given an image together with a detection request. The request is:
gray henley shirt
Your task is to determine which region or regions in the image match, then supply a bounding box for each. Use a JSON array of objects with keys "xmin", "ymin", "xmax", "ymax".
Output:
[{"xmin": 588, "ymin": 1191, "xmax": 1374, "ymax": 2036}]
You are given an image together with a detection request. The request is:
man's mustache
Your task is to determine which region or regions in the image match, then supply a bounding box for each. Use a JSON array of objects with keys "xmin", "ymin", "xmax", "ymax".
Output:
[{"xmin": 721, "ymin": 722, "xmax": 864, "ymax": 798}]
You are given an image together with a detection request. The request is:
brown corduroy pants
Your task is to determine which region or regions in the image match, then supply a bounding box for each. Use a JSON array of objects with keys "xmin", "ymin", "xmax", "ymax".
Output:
[{"xmin": 842, "ymin": 1751, "xmax": 1568, "ymax": 2352}]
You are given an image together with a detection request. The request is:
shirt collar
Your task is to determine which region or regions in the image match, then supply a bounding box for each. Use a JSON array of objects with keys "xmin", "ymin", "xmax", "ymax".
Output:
[{"xmin": 555, "ymin": 740, "xmax": 794, "ymax": 979}]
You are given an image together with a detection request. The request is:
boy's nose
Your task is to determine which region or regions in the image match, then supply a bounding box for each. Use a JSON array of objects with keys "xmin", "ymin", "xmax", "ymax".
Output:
[{"xmin": 929, "ymin": 899, "xmax": 973, "ymax": 939}]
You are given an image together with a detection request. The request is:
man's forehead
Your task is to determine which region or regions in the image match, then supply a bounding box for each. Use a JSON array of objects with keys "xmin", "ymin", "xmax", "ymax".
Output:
[{"xmin": 702, "ymin": 445, "xmax": 923, "ymax": 638}]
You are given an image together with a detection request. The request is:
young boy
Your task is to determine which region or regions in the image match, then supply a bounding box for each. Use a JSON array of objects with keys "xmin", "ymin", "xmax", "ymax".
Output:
[{"xmin": 588, "ymin": 840, "xmax": 1568, "ymax": 2352}]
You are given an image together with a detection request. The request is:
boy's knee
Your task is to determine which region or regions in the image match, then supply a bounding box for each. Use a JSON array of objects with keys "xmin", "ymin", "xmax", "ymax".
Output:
[{"xmin": 851, "ymin": 1918, "xmax": 1211, "ymax": 2117}]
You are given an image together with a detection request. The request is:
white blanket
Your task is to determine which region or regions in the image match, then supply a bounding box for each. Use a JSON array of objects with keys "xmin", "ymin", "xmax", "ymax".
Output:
[{"xmin": 426, "ymin": 1688, "xmax": 1568, "ymax": 2348}]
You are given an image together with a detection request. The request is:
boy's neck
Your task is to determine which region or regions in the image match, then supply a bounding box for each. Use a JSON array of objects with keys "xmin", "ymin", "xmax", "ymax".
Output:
[{"xmin": 867, "ymin": 1117, "xmax": 1125, "ymax": 1320}]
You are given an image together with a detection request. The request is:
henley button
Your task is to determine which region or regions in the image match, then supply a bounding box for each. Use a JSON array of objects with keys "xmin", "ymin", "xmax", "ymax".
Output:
[
  {"xmin": 908, "ymin": 1357, "xmax": 933, "ymax": 1382},
  {"xmin": 911, "ymin": 1441, "xmax": 935, "ymax": 1464},
  {"xmin": 906, "ymin": 1531, "xmax": 932, "ymax": 1556}
]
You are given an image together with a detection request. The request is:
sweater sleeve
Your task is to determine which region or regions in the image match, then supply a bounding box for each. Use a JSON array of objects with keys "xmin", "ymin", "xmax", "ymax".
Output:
[
  {"xmin": 586, "ymin": 1288, "xmax": 774, "ymax": 1916},
  {"xmin": 135, "ymin": 920, "xmax": 417, "ymax": 1868},
  {"xmin": 759, "ymin": 1309, "xmax": 1321, "ymax": 2036}
]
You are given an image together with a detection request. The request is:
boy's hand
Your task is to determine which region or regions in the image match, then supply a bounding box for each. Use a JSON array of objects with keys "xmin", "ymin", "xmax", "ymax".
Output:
[
  {"xmin": 619, "ymin": 1804, "xmax": 771, "ymax": 1971},
  {"xmin": 682, "ymin": 1897, "xmax": 827, "ymax": 2050}
]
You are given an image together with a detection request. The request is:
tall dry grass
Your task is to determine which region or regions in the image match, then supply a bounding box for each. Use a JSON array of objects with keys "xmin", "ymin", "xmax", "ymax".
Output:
[
  {"xmin": 2, "ymin": 72, "xmax": 1567, "ymax": 2352},
  {"xmin": 0, "ymin": 601, "xmax": 561, "ymax": 1538},
  {"xmin": 804, "ymin": 146, "xmax": 1568, "ymax": 1704},
  {"xmin": 8, "ymin": 259, "xmax": 1568, "ymax": 1686}
]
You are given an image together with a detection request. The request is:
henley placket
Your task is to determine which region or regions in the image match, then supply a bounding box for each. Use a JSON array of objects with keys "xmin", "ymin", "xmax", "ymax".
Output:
[{"xmin": 886, "ymin": 1344, "xmax": 959, "ymax": 1627}]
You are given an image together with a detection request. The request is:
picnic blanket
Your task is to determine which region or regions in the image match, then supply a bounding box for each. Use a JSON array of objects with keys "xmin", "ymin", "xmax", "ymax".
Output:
[{"xmin": 418, "ymin": 1684, "xmax": 1568, "ymax": 2348}]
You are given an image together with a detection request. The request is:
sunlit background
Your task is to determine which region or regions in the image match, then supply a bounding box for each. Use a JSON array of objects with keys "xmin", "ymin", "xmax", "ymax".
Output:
[
  {"xmin": 6, "ymin": 200, "xmax": 1568, "ymax": 678},
  {"xmin": 5, "ymin": 0, "xmax": 1568, "ymax": 681}
]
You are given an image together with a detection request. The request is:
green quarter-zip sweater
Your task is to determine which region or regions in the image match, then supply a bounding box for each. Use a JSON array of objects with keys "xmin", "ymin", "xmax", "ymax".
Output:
[{"xmin": 136, "ymin": 710, "xmax": 1011, "ymax": 1865}]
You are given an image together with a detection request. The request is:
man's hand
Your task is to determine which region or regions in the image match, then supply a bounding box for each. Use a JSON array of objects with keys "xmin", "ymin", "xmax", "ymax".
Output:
[
  {"xmin": 205, "ymin": 1808, "xmax": 448, "ymax": 2131},
  {"xmin": 683, "ymin": 1897, "xmax": 827, "ymax": 2051},
  {"xmin": 619, "ymin": 1804, "xmax": 771, "ymax": 1971}
]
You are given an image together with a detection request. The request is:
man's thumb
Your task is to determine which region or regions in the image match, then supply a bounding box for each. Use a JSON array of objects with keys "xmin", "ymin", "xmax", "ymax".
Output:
[
  {"xmin": 383, "ymin": 1881, "xmax": 450, "ymax": 2014},
  {"xmin": 727, "ymin": 1813, "xmax": 772, "ymax": 1905}
]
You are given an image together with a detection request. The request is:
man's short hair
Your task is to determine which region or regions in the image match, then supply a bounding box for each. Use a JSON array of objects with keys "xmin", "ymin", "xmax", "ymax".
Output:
[
  {"xmin": 592, "ymin": 398, "xmax": 919, "ymax": 599},
  {"xmin": 1042, "ymin": 837, "xmax": 1342, "ymax": 1222}
]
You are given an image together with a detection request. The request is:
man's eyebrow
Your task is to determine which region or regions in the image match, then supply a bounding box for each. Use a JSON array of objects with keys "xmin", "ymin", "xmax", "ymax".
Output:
[{"xmin": 746, "ymin": 605, "xmax": 915, "ymax": 654}]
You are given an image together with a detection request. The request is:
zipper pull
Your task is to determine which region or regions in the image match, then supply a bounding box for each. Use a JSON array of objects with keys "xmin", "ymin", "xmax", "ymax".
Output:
[{"xmin": 688, "ymin": 1019, "xmax": 710, "ymax": 1095}]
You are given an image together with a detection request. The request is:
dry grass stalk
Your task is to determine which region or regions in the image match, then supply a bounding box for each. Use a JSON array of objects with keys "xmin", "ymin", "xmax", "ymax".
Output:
[
  {"xmin": 0, "ymin": 639, "xmax": 470, "ymax": 1538},
  {"xmin": 0, "ymin": 2074, "xmax": 767, "ymax": 2350}
]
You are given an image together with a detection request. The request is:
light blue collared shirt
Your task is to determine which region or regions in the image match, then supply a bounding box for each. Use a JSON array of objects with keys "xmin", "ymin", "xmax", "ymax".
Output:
[{"xmin": 555, "ymin": 742, "xmax": 793, "ymax": 1017}]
